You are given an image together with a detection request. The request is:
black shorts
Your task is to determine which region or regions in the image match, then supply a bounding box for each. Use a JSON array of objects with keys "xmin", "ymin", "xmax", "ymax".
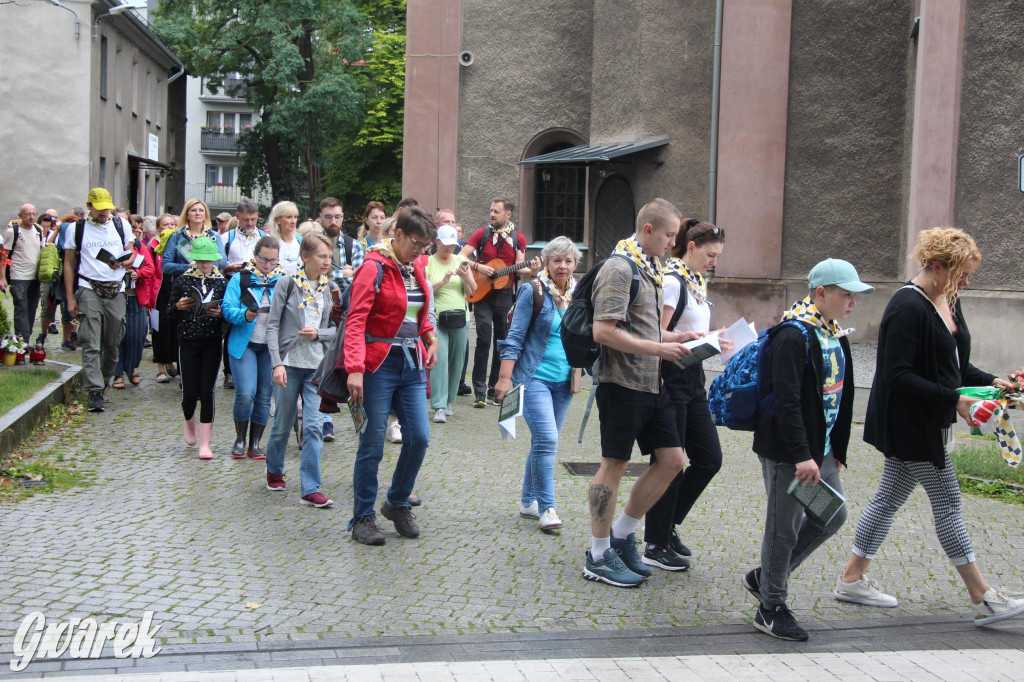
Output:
[{"xmin": 595, "ymin": 382, "xmax": 681, "ymax": 461}]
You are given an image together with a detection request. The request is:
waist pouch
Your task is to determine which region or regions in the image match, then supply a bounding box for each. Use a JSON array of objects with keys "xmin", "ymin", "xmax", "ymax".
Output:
[
  {"xmin": 438, "ymin": 308, "xmax": 467, "ymax": 329},
  {"xmin": 82, "ymin": 278, "xmax": 123, "ymax": 299}
]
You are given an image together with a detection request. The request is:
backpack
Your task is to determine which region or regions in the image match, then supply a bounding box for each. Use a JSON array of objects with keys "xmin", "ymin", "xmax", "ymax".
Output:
[
  {"xmin": 559, "ymin": 254, "xmax": 641, "ymax": 369},
  {"xmin": 312, "ymin": 261, "xmax": 384, "ymax": 411},
  {"xmin": 72, "ymin": 217, "xmax": 127, "ymax": 290},
  {"xmin": 4, "ymin": 222, "xmax": 43, "ymax": 281},
  {"xmin": 225, "ymin": 227, "xmax": 267, "ymax": 257},
  {"xmin": 707, "ymin": 320, "xmax": 812, "ymax": 431},
  {"xmin": 37, "ymin": 243, "xmax": 60, "ymax": 283},
  {"xmin": 506, "ymin": 278, "xmax": 544, "ymax": 328}
]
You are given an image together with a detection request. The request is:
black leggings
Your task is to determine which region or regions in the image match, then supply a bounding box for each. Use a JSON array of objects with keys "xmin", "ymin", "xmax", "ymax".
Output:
[
  {"xmin": 645, "ymin": 365, "xmax": 723, "ymax": 546},
  {"xmin": 178, "ymin": 341, "xmax": 221, "ymax": 423}
]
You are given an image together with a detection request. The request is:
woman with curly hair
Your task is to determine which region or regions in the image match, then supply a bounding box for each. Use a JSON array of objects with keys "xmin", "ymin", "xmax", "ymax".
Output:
[{"xmin": 833, "ymin": 227, "xmax": 1024, "ymax": 627}]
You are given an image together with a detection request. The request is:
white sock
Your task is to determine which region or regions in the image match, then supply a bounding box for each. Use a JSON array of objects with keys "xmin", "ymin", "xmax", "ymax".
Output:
[
  {"xmin": 611, "ymin": 512, "xmax": 641, "ymax": 540},
  {"xmin": 590, "ymin": 536, "xmax": 611, "ymax": 562}
]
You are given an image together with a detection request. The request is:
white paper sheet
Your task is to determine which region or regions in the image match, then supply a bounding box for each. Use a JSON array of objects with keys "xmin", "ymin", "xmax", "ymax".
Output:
[{"xmin": 719, "ymin": 317, "xmax": 759, "ymax": 361}]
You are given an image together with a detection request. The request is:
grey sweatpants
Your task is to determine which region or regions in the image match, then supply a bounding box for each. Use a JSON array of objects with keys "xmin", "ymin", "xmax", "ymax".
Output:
[{"xmin": 76, "ymin": 287, "xmax": 126, "ymax": 392}]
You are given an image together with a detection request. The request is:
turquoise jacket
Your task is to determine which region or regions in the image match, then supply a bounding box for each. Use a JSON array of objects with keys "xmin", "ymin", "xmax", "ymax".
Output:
[{"xmin": 222, "ymin": 269, "xmax": 281, "ymax": 359}]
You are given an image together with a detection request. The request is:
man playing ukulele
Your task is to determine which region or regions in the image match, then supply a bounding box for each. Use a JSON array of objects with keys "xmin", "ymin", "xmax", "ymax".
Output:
[{"xmin": 459, "ymin": 197, "xmax": 537, "ymax": 407}]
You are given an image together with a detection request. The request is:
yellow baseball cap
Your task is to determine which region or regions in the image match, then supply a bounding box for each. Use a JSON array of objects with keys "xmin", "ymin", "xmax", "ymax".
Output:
[{"xmin": 86, "ymin": 187, "xmax": 115, "ymax": 211}]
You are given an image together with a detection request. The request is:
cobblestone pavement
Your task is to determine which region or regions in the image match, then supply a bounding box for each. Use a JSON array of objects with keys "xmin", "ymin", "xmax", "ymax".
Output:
[{"xmin": 0, "ymin": 341, "xmax": 1022, "ymax": 675}]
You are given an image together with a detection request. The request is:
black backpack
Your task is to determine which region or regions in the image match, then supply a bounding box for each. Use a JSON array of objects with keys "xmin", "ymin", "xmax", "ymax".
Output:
[{"xmin": 559, "ymin": 254, "xmax": 641, "ymax": 369}]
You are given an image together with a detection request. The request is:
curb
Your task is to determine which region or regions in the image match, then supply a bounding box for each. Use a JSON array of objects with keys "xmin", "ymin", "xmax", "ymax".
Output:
[{"xmin": 0, "ymin": 361, "xmax": 82, "ymax": 457}]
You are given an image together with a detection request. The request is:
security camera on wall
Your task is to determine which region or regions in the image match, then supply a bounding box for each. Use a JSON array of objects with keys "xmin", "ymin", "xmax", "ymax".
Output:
[{"xmin": 458, "ymin": 51, "xmax": 474, "ymax": 67}]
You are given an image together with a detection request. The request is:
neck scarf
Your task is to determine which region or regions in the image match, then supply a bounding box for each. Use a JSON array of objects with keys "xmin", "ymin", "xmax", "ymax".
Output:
[
  {"xmin": 370, "ymin": 238, "xmax": 416, "ymax": 285},
  {"xmin": 292, "ymin": 271, "xmax": 330, "ymax": 310},
  {"xmin": 183, "ymin": 263, "xmax": 224, "ymax": 293},
  {"xmin": 490, "ymin": 220, "xmax": 516, "ymax": 248},
  {"xmin": 181, "ymin": 225, "xmax": 217, "ymax": 243},
  {"xmin": 780, "ymin": 295, "xmax": 853, "ymax": 338},
  {"xmin": 612, "ymin": 235, "xmax": 663, "ymax": 288},
  {"xmin": 244, "ymin": 258, "xmax": 285, "ymax": 283},
  {"xmin": 664, "ymin": 257, "xmax": 712, "ymax": 306},
  {"xmin": 538, "ymin": 269, "xmax": 575, "ymax": 307},
  {"xmin": 87, "ymin": 214, "xmax": 110, "ymax": 227}
]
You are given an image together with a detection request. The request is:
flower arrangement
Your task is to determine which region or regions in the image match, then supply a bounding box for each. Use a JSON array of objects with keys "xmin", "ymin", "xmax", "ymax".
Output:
[
  {"xmin": 1, "ymin": 335, "xmax": 27, "ymax": 354},
  {"xmin": 1005, "ymin": 369, "xmax": 1024, "ymax": 396}
]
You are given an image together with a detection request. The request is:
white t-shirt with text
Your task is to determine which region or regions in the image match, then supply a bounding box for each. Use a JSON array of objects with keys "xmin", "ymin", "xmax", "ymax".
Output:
[{"xmin": 63, "ymin": 218, "xmax": 134, "ymax": 291}]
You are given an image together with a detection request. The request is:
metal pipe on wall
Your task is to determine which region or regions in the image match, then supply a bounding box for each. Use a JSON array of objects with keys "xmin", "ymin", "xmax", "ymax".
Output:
[{"xmin": 708, "ymin": 0, "xmax": 724, "ymax": 224}]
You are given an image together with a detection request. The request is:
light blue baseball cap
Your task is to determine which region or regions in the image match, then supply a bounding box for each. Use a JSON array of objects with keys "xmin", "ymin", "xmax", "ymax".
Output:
[{"xmin": 808, "ymin": 258, "xmax": 874, "ymax": 293}]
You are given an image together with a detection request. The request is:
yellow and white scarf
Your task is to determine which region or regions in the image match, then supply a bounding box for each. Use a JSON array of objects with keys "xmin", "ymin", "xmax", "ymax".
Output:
[
  {"xmin": 490, "ymin": 221, "xmax": 516, "ymax": 248},
  {"xmin": 292, "ymin": 271, "xmax": 330, "ymax": 310},
  {"xmin": 244, "ymin": 258, "xmax": 285, "ymax": 282},
  {"xmin": 664, "ymin": 257, "xmax": 712, "ymax": 307},
  {"xmin": 780, "ymin": 295, "xmax": 853, "ymax": 338},
  {"xmin": 182, "ymin": 263, "xmax": 224, "ymax": 294},
  {"xmin": 370, "ymin": 238, "xmax": 416, "ymax": 287},
  {"xmin": 179, "ymin": 225, "xmax": 218, "ymax": 243},
  {"xmin": 612, "ymin": 235, "xmax": 663, "ymax": 288},
  {"xmin": 538, "ymin": 269, "xmax": 575, "ymax": 307}
]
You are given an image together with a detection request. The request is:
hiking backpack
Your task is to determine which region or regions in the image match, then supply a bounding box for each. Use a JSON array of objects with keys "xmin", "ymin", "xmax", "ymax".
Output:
[
  {"xmin": 506, "ymin": 278, "xmax": 544, "ymax": 328},
  {"xmin": 559, "ymin": 254, "xmax": 641, "ymax": 369},
  {"xmin": 707, "ymin": 320, "xmax": 812, "ymax": 430}
]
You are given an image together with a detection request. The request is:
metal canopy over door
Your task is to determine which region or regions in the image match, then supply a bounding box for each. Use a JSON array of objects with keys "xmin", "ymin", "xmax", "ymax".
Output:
[{"xmin": 593, "ymin": 175, "xmax": 634, "ymax": 262}]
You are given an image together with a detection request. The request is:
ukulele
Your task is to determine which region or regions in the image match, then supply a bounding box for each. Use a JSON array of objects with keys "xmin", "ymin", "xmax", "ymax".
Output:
[{"xmin": 466, "ymin": 259, "xmax": 534, "ymax": 303}]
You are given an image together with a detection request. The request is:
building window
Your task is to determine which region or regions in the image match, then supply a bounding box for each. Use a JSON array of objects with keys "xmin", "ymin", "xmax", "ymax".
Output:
[
  {"xmin": 533, "ymin": 145, "xmax": 585, "ymax": 243},
  {"xmin": 100, "ymin": 37, "xmax": 108, "ymax": 99},
  {"xmin": 154, "ymin": 176, "xmax": 160, "ymax": 212},
  {"xmin": 113, "ymin": 161, "xmax": 121, "ymax": 205},
  {"xmin": 99, "ymin": 157, "xmax": 107, "ymax": 187},
  {"xmin": 205, "ymin": 164, "xmax": 235, "ymax": 188},
  {"xmin": 131, "ymin": 61, "xmax": 139, "ymax": 114},
  {"xmin": 114, "ymin": 48, "xmax": 123, "ymax": 108},
  {"xmin": 145, "ymin": 68, "xmax": 153, "ymax": 122}
]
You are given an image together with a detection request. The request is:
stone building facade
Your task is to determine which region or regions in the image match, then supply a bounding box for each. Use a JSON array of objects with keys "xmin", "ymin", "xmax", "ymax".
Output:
[{"xmin": 403, "ymin": 0, "xmax": 1024, "ymax": 371}]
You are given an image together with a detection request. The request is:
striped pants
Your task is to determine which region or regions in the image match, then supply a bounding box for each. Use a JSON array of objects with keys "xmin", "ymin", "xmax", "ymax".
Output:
[{"xmin": 852, "ymin": 453, "xmax": 976, "ymax": 566}]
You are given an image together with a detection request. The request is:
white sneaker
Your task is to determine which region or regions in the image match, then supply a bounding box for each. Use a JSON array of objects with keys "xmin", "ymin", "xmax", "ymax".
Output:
[
  {"xmin": 387, "ymin": 421, "xmax": 403, "ymax": 443},
  {"xmin": 432, "ymin": 408, "xmax": 447, "ymax": 423},
  {"xmin": 444, "ymin": 403, "xmax": 454, "ymax": 417},
  {"xmin": 519, "ymin": 501, "xmax": 539, "ymax": 519},
  {"xmin": 539, "ymin": 508, "xmax": 562, "ymax": 531},
  {"xmin": 833, "ymin": 575, "xmax": 898, "ymax": 608},
  {"xmin": 972, "ymin": 588, "xmax": 1024, "ymax": 627}
]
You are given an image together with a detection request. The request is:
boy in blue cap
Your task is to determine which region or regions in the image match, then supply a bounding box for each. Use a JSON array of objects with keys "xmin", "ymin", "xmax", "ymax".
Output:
[{"xmin": 743, "ymin": 258, "xmax": 873, "ymax": 641}]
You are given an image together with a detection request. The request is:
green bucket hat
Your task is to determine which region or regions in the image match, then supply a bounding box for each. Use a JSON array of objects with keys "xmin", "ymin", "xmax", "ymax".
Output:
[{"xmin": 187, "ymin": 236, "xmax": 221, "ymax": 262}]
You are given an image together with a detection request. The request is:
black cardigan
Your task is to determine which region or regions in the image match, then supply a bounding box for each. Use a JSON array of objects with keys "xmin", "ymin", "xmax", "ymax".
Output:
[
  {"xmin": 753, "ymin": 322, "xmax": 855, "ymax": 467},
  {"xmin": 864, "ymin": 284, "xmax": 995, "ymax": 468}
]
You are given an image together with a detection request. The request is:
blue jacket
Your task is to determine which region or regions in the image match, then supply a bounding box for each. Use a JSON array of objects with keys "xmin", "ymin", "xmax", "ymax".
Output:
[
  {"xmin": 222, "ymin": 269, "xmax": 282, "ymax": 359},
  {"xmin": 162, "ymin": 228, "xmax": 227, "ymax": 277},
  {"xmin": 498, "ymin": 281, "xmax": 568, "ymax": 389}
]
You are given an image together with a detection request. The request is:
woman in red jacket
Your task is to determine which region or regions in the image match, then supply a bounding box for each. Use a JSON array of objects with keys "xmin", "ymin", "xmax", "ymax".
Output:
[
  {"xmin": 113, "ymin": 228, "xmax": 158, "ymax": 387},
  {"xmin": 346, "ymin": 207, "xmax": 438, "ymax": 546}
]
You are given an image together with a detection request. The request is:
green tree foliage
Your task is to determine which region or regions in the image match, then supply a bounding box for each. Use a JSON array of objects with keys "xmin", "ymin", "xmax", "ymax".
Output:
[
  {"xmin": 322, "ymin": 1, "xmax": 407, "ymax": 223},
  {"xmin": 152, "ymin": 1, "xmax": 367, "ymax": 215}
]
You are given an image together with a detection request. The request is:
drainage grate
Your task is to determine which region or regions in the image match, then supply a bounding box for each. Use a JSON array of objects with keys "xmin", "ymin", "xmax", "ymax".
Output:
[{"xmin": 562, "ymin": 462, "xmax": 650, "ymax": 477}]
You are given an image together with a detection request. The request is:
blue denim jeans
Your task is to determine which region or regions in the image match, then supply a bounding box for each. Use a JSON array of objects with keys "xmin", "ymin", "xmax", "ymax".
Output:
[
  {"xmin": 521, "ymin": 378, "xmax": 573, "ymax": 512},
  {"xmin": 229, "ymin": 342, "xmax": 273, "ymax": 425},
  {"xmin": 351, "ymin": 349, "xmax": 430, "ymax": 523},
  {"xmin": 266, "ymin": 366, "xmax": 324, "ymax": 497}
]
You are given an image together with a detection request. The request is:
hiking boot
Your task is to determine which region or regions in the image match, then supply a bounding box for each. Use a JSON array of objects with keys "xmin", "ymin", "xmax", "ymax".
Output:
[
  {"xmin": 610, "ymin": 532, "xmax": 651, "ymax": 578},
  {"xmin": 352, "ymin": 515, "xmax": 385, "ymax": 545},
  {"xmin": 301, "ymin": 492, "xmax": 334, "ymax": 508},
  {"xmin": 266, "ymin": 472, "xmax": 286, "ymax": 491},
  {"xmin": 408, "ymin": 492, "xmax": 422, "ymax": 506},
  {"xmin": 754, "ymin": 604, "xmax": 808, "ymax": 641},
  {"xmin": 381, "ymin": 500, "xmax": 420, "ymax": 538},
  {"xmin": 230, "ymin": 420, "xmax": 248, "ymax": 459},
  {"xmin": 582, "ymin": 549, "xmax": 643, "ymax": 588},
  {"xmin": 519, "ymin": 500, "xmax": 540, "ymax": 519},
  {"xmin": 742, "ymin": 568, "xmax": 762, "ymax": 600},
  {"xmin": 248, "ymin": 423, "xmax": 267, "ymax": 460},
  {"xmin": 642, "ymin": 543, "xmax": 690, "ymax": 572},
  {"xmin": 972, "ymin": 588, "xmax": 1024, "ymax": 627},
  {"xmin": 669, "ymin": 529, "xmax": 692, "ymax": 557},
  {"xmin": 834, "ymin": 575, "xmax": 898, "ymax": 608},
  {"xmin": 88, "ymin": 391, "xmax": 104, "ymax": 413},
  {"xmin": 322, "ymin": 421, "xmax": 335, "ymax": 442}
]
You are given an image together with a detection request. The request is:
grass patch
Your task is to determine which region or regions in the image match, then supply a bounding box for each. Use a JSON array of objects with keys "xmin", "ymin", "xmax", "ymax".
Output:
[
  {"xmin": 0, "ymin": 395, "xmax": 92, "ymax": 503},
  {"xmin": 0, "ymin": 367, "xmax": 61, "ymax": 416},
  {"xmin": 953, "ymin": 435, "xmax": 1024, "ymax": 505}
]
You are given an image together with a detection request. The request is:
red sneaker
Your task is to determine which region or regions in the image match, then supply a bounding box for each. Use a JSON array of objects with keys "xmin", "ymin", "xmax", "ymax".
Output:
[
  {"xmin": 301, "ymin": 492, "xmax": 334, "ymax": 508},
  {"xmin": 266, "ymin": 473, "xmax": 286, "ymax": 491}
]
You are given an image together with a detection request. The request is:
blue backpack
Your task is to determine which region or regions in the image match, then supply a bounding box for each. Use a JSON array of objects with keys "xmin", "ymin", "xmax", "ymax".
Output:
[{"xmin": 707, "ymin": 320, "xmax": 811, "ymax": 431}]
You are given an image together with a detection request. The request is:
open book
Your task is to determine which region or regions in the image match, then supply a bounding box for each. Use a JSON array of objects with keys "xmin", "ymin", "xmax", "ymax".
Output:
[
  {"xmin": 185, "ymin": 285, "xmax": 221, "ymax": 317},
  {"xmin": 673, "ymin": 332, "xmax": 721, "ymax": 369},
  {"xmin": 96, "ymin": 247, "xmax": 133, "ymax": 265}
]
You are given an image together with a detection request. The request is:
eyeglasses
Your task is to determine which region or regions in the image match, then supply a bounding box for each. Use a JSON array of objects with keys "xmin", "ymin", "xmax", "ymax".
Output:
[
  {"xmin": 687, "ymin": 222, "xmax": 725, "ymax": 243},
  {"xmin": 256, "ymin": 256, "xmax": 279, "ymax": 266},
  {"xmin": 40, "ymin": 216, "xmax": 54, "ymax": 222},
  {"xmin": 409, "ymin": 236, "xmax": 432, "ymax": 252},
  {"xmin": 322, "ymin": 214, "xmax": 343, "ymax": 221}
]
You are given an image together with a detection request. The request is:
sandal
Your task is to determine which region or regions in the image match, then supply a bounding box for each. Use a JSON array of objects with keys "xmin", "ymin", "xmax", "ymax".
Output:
[
  {"xmin": 112, "ymin": 376, "xmax": 126, "ymax": 389},
  {"xmin": 156, "ymin": 373, "xmax": 170, "ymax": 384},
  {"xmin": 129, "ymin": 372, "xmax": 142, "ymax": 386}
]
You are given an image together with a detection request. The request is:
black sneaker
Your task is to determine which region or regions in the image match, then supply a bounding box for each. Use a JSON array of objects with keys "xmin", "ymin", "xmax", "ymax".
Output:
[
  {"xmin": 35, "ymin": 333, "xmax": 46, "ymax": 347},
  {"xmin": 610, "ymin": 532, "xmax": 652, "ymax": 578},
  {"xmin": 669, "ymin": 529, "xmax": 692, "ymax": 557},
  {"xmin": 473, "ymin": 395, "xmax": 486, "ymax": 408},
  {"xmin": 486, "ymin": 390, "xmax": 500, "ymax": 406},
  {"xmin": 224, "ymin": 374, "xmax": 235, "ymax": 389},
  {"xmin": 742, "ymin": 567, "xmax": 762, "ymax": 600},
  {"xmin": 88, "ymin": 391, "xmax": 104, "ymax": 413},
  {"xmin": 61, "ymin": 340, "xmax": 76, "ymax": 352},
  {"xmin": 753, "ymin": 604, "xmax": 808, "ymax": 641},
  {"xmin": 48, "ymin": 323, "xmax": 58, "ymax": 335},
  {"xmin": 458, "ymin": 384, "xmax": 472, "ymax": 396},
  {"xmin": 352, "ymin": 515, "xmax": 386, "ymax": 545},
  {"xmin": 642, "ymin": 543, "xmax": 690, "ymax": 572},
  {"xmin": 322, "ymin": 421, "xmax": 335, "ymax": 442},
  {"xmin": 381, "ymin": 500, "xmax": 420, "ymax": 538}
]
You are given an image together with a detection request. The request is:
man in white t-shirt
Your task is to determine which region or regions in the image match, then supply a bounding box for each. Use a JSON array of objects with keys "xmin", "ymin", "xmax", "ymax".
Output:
[
  {"xmin": 63, "ymin": 188, "xmax": 134, "ymax": 413},
  {"xmin": 1, "ymin": 204, "xmax": 44, "ymax": 345}
]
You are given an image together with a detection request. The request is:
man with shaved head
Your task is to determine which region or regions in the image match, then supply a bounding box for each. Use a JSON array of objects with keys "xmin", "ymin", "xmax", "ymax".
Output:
[{"xmin": 1, "ymin": 203, "xmax": 44, "ymax": 345}]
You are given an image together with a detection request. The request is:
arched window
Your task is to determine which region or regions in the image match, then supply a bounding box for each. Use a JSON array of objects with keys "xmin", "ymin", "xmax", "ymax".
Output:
[{"xmin": 533, "ymin": 144, "xmax": 586, "ymax": 243}]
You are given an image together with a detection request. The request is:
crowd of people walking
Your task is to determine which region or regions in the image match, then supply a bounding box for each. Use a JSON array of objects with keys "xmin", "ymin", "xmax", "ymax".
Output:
[{"xmin": 3, "ymin": 189, "xmax": 1023, "ymax": 642}]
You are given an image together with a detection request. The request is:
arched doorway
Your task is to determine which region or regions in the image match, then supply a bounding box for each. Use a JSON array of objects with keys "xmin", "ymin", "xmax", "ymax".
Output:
[{"xmin": 593, "ymin": 175, "xmax": 634, "ymax": 261}]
